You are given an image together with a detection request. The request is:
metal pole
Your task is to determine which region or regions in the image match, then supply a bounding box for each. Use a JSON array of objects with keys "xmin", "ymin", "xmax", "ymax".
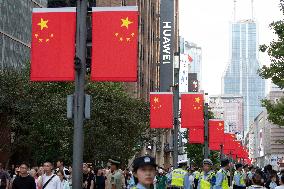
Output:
[
  {"xmin": 204, "ymin": 102, "xmax": 209, "ymax": 159},
  {"xmin": 220, "ymin": 144, "xmax": 224, "ymax": 160},
  {"xmin": 72, "ymin": 0, "xmax": 87, "ymax": 189},
  {"xmin": 173, "ymin": 53, "xmax": 180, "ymax": 169},
  {"xmin": 230, "ymin": 151, "xmax": 233, "ymax": 187}
]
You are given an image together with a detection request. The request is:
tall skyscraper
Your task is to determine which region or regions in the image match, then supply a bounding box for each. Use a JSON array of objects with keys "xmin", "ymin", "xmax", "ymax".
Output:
[{"xmin": 222, "ymin": 19, "xmax": 265, "ymax": 135}]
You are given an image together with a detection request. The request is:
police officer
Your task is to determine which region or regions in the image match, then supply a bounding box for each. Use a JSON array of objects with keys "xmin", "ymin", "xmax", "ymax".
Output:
[
  {"xmin": 193, "ymin": 168, "xmax": 201, "ymax": 189},
  {"xmin": 233, "ymin": 164, "xmax": 246, "ymax": 189},
  {"xmin": 168, "ymin": 160, "xmax": 191, "ymax": 189},
  {"xmin": 198, "ymin": 159, "xmax": 216, "ymax": 189},
  {"xmin": 131, "ymin": 155, "xmax": 157, "ymax": 189},
  {"xmin": 107, "ymin": 159, "xmax": 123, "ymax": 189},
  {"xmin": 214, "ymin": 159, "xmax": 230, "ymax": 189}
]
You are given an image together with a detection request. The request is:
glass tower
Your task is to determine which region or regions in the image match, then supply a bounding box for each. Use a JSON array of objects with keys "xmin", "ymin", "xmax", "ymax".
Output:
[
  {"xmin": 222, "ymin": 20, "xmax": 265, "ymax": 135},
  {"xmin": 0, "ymin": 0, "xmax": 47, "ymax": 70}
]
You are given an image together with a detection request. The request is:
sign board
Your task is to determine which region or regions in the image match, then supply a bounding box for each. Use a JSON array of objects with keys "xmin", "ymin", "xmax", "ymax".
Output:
[{"xmin": 159, "ymin": 0, "xmax": 174, "ymax": 92}]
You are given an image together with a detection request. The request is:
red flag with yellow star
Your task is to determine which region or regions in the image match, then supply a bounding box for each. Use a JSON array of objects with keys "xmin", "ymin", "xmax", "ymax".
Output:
[
  {"xmin": 150, "ymin": 92, "xmax": 173, "ymax": 129},
  {"xmin": 181, "ymin": 93, "xmax": 204, "ymax": 128},
  {"xmin": 188, "ymin": 128, "xmax": 204, "ymax": 144},
  {"xmin": 209, "ymin": 119, "xmax": 225, "ymax": 144},
  {"xmin": 30, "ymin": 8, "xmax": 76, "ymax": 81},
  {"xmin": 91, "ymin": 6, "xmax": 138, "ymax": 82}
]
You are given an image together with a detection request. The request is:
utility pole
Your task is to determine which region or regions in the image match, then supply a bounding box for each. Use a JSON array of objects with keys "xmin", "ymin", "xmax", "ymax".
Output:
[
  {"xmin": 204, "ymin": 101, "xmax": 209, "ymax": 159},
  {"xmin": 173, "ymin": 52, "xmax": 180, "ymax": 169},
  {"xmin": 72, "ymin": 0, "xmax": 87, "ymax": 188}
]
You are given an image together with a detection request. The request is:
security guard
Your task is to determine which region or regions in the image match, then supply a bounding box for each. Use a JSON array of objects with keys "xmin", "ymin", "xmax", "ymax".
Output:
[
  {"xmin": 131, "ymin": 155, "xmax": 157, "ymax": 189},
  {"xmin": 197, "ymin": 159, "xmax": 216, "ymax": 189},
  {"xmin": 233, "ymin": 164, "xmax": 246, "ymax": 189},
  {"xmin": 214, "ymin": 159, "xmax": 230, "ymax": 189},
  {"xmin": 168, "ymin": 160, "xmax": 191, "ymax": 189}
]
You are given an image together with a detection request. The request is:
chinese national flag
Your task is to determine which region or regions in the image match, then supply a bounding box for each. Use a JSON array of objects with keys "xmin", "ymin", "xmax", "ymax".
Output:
[
  {"xmin": 181, "ymin": 93, "xmax": 204, "ymax": 128},
  {"xmin": 31, "ymin": 8, "xmax": 76, "ymax": 81},
  {"xmin": 223, "ymin": 133, "xmax": 236, "ymax": 154},
  {"xmin": 150, "ymin": 93, "xmax": 173, "ymax": 129},
  {"xmin": 209, "ymin": 119, "xmax": 225, "ymax": 144},
  {"xmin": 91, "ymin": 6, "xmax": 138, "ymax": 81},
  {"xmin": 188, "ymin": 128, "xmax": 204, "ymax": 144},
  {"xmin": 209, "ymin": 143, "xmax": 221, "ymax": 151}
]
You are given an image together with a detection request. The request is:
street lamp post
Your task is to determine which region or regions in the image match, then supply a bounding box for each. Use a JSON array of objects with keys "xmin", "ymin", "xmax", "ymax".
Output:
[
  {"xmin": 204, "ymin": 93, "xmax": 209, "ymax": 159},
  {"xmin": 173, "ymin": 52, "xmax": 180, "ymax": 169}
]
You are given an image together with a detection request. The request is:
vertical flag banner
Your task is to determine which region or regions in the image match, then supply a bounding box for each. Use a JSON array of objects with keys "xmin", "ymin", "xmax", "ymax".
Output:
[
  {"xmin": 209, "ymin": 119, "xmax": 225, "ymax": 144},
  {"xmin": 150, "ymin": 92, "xmax": 173, "ymax": 129},
  {"xmin": 189, "ymin": 128, "xmax": 204, "ymax": 144},
  {"xmin": 209, "ymin": 142, "xmax": 221, "ymax": 151},
  {"xmin": 179, "ymin": 54, "xmax": 189, "ymax": 92},
  {"xmin": 188, "ymin": 73, "xmax": 198, "ymax": 92},
  {"xmin": 159, "ymin": 0, "xmax": 174, "ymax": 91},
  {"xmin": 91, "ymin": 6, "xmax": 138, "ymax": 82},
  {"xmin": 181, "ymin": 93, "xmax": 204, "ymax": 128},
  {"xmin": 31, "ymin": 8, "xmax": 76, "ymax": 81}
]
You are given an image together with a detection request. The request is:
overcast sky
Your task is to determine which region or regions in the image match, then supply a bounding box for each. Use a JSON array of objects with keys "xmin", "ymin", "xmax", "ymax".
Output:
[{"xmin": 179, "ymin": 0, "xmax": 283, "ymax": 95}]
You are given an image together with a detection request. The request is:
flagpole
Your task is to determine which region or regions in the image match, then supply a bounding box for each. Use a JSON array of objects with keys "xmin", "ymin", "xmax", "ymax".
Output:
[
  {"xmin": 204, "ymin": 99, "xmax": 209, "ymax": 159},
  {"xmin": 173, "ymin": 52, "xmax": 180, "ymax": 169},
  {"xmin": 72, "ymin": 0, "xmax": 87, "ymax": 188}
]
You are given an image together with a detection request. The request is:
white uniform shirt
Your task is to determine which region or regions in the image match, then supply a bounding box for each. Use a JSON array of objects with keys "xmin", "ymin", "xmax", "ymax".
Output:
[{"xmin": 42, "ymin": 174, "xmax": 61, "ymax": 189}]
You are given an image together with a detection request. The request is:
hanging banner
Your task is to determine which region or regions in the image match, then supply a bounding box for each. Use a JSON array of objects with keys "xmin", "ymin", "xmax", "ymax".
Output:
[
  {"xmin": 159, "ymin": 0, "xmax": 174, "ymax": 92},
  {"xmin": 179, "ymin": 54, "xmax": 189, "ymax": 92}
]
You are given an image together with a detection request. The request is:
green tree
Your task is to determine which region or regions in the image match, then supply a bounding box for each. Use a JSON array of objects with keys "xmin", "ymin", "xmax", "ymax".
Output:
[
  {"xmin": 183, "ymin": 109, "xmax": 220, "ymax": 167},
  {"xmin": 0, "ymin": 64, "xmax": 150, "ymax": 166},
  {"xmin": 259, "ymin": 0, "xmax": 284, "ymax": 126}
]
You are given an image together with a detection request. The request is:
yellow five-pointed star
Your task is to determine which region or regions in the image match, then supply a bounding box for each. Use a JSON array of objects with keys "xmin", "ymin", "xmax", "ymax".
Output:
[
  {"xmin": 219, "ymin": 123, "xmax": 223, "ymax": 126},
  {"xmin": 195, "ymin": 97, "xmax": 200, "ymax": 103},
  {"xmin": 121, "ymin": 17, "xmax": 133, "ymax": 29},
  {"xmin": 38, "ymin": 18, "xmax": 48, "ymax": 30},
  {"xmin": 154, "ymin": 97, "xmax": 159, "ymax": 103}
]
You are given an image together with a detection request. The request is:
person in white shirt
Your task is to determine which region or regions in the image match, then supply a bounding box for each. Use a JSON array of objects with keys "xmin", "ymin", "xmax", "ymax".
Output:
[
  {"xmin": 275, "ymin": 175, "xmax": 284, "ymax": 189},
  {"xmin": 38, "ymin": 162, "xmax": 61, "ymax": 189}
]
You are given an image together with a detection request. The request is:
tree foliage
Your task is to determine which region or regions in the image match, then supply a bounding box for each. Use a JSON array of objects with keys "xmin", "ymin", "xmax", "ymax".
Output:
[
  {"xmin": 259, "ymin": 0, "xmax": 284, "ymax": 126},
  {"xmin": 183, "ymin": 109, "xmax": 220, "ymax": 167},
  {"xmin": 0, "ymin": 65, "xmax": 150, "ymax": 166}
]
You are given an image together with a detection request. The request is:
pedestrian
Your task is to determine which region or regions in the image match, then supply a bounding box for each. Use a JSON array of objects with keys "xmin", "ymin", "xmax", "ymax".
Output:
[
  {"xmin": 275, "ymin": 175, "xmax": 284, "ymax": 189},
  {"xmin": 106, "ymin": 159, "xmax": 122, "ymax": 189},
  {"xmin": 29, "ymin": 167, "xmax": 39, "ymax": 189},
  {"xmin": 268, "ymin": 174, "xmax": 278, "ymax": 189},
  {"xmin": 95, "ymin": 168, "xmax": 106, "ymax": 189},
  {"xmin": 82, "ymin": 163, "xmax": 94, "ymax": 189},
  {"xmin": 38, "ymin": 161, "xmax": 61, "ymax": 189},
  {"xmin": 0, "ymin": 163, "xmax": 10, "ymax": 189},
  {"xmin": 55, "ymin": 159, "xmax": 70, "ymax": 179},
  {"xmin": 156, "ymin": 169, "xmax": 167, "ymax": 189},
  {"xmin": 168, "ymin": 160, "xmax": 191, "ymax": 189},
  {"xmin": 198, "ymin": 159, "xmax": 216, "ymax": 189},
  {"xmin": 131, "ymin": 155, "xmax": 157, "ymax": 189},
  {"xmin": 57, "ymin": 170, "xmax": 70, "ymax": 189},
  {"xmin": 233, "ymin": 164, "xmax": 246, "ymax": 189},
  {"xmin": 214, "ymin": 159, "xmax": 230, "ymax": 189},
  {"xmin": 248, "ymin": 174, "xmax": 265, "ymax": 189},
  {"xmin": 11, "ymin": 163, "xmax": 36, "ymax": 189}
]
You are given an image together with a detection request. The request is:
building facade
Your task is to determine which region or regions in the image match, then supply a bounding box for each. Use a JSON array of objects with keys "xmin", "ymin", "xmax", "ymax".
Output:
[
  {"xmin": 0, "ymin": 0, "xmax": 47, "ymax": 70},
  {"xmin": 180, "ymin": 39, "xmax": 202, "ymax": 90},
  {"xmin": 209, "ymin": 95, "xmax": 244, "ymax": 137},
  {"xmin": 222, "ymin": 20, "xmax": 265, "ymax": 135},
  {"xmin": 246, "ymin": 89, "xmax": 284, "ymax": 170}
]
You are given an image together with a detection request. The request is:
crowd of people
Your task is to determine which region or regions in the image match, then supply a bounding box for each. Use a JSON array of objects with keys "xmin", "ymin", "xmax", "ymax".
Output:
[{"xmin": 1, "ymin": 157, "xmax": 284, "ymax": 189}]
